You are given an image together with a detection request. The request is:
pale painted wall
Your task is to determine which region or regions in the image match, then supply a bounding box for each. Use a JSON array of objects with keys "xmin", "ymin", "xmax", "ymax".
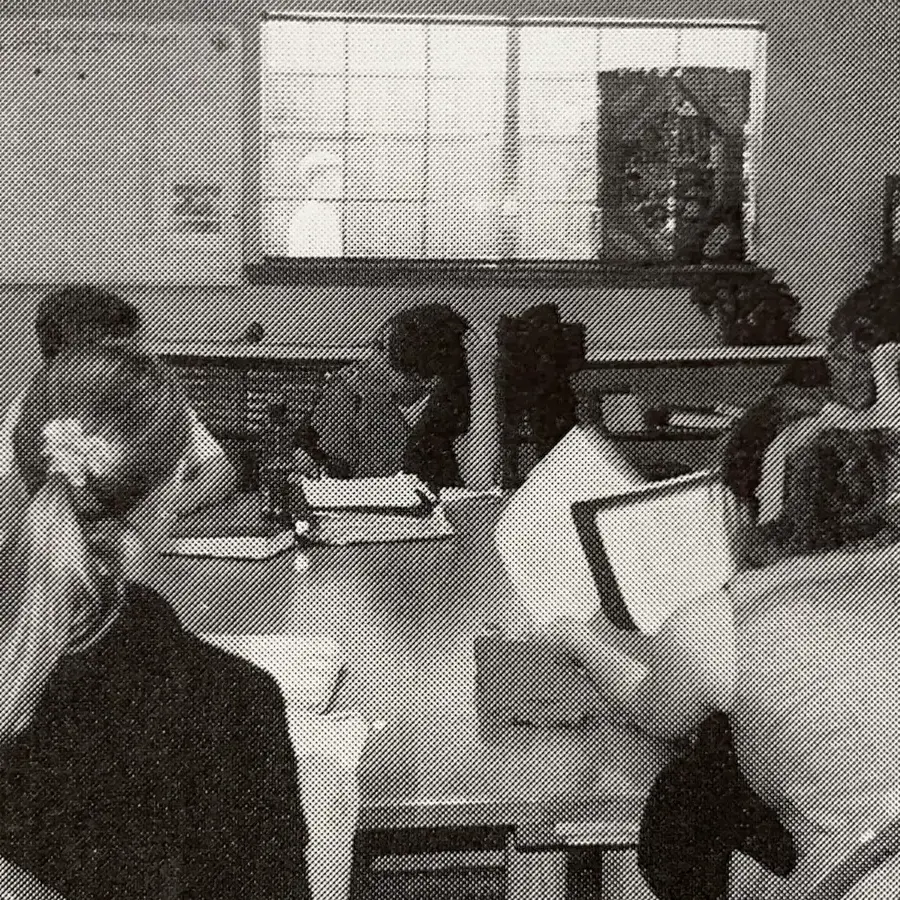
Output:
[{"xmin": 0, "ymin": 0, "xmax": 897, "ymax": 410}]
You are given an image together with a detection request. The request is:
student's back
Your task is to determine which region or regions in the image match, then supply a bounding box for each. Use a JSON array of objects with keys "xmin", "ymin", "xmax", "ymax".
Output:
[
  {"xmin": 0, "ymin": 346, "xmax": 310, "ymax": 900},
  {"xmin": 0, "ymin": 583, "xmax": 307, "ymax": 900}
]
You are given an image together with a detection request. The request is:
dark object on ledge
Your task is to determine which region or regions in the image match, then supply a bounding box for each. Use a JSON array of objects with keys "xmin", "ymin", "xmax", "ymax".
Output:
[
  {"xmin": 692, "ymin": 269, "xmax": 804, "ymax": 346},
  {"xmin": 243, "ymin": 322, "xmax": 265, "ymax": 344}
]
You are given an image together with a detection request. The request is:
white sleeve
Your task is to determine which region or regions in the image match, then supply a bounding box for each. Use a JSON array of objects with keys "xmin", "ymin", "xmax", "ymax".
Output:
[
  {"xmin": 650, "ymin": 588, "xmax": 736, "ymax": 714},
  {"xmin": 187, "ymin": 408, "xmax": 224, "ymax": 466},
  {"xmin": 624, "ymin": 588, "xmax": 736, "ymax": 740}
]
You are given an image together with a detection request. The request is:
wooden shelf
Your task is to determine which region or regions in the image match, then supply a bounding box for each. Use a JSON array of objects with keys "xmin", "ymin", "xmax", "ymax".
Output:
[
  {"xmin": 246, "ymin": 258, "xmax": 770, "ymax": 289},
  {"xmin": 142, "ymin": 339, "xmax": 370, "ymax": 363},
  {"xmin": 584, "ymin": 344, "xmax": 826, "ymax": 366}
]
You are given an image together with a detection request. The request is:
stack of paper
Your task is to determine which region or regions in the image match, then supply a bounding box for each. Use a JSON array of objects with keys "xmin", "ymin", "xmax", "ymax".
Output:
[
  {"xmin": 299, "ymin": 472, "xmax": 436, "ymax": 511},
  {"xmin": 201, "ymin": 633, "xmax": 344, "ymax": 713},
  {"xmin": 310, "ymin": 505, "xmax": 454, "ymax": 546},
  {"xmin": 162, "ymin": 494, "xmax": 294, "ymax": 560}
]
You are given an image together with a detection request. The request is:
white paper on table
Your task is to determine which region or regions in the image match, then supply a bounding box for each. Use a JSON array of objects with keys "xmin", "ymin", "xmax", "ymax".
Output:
[
  {"xmin": 291, "ymin": 711, "xmax": 378, "ymax": 900},
  {"xmin": 300, "ymin": 472, "xmax": 436, "ymax": 510},
  {"xmin": 201, "ymin": 633, "xmax": 344, "ymax": 712},
  {"xmin": 495, "ymin": 425, "xmax": 647, "ymax": 632},
  {"xmin": 440, "ymin": 486, "xmax": 505, "ymax": 505},
  {"xmin": 312, "ymin": 505, "xmax": 454, "ymax": 546}
]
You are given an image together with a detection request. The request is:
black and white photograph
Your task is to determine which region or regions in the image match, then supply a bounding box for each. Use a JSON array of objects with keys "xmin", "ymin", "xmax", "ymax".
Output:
[{"xmin": 0, "ymin": 2, "xmax": 898, "ymax": 900}]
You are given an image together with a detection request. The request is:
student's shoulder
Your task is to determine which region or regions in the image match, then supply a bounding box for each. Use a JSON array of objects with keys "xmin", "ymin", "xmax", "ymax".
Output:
[{"xmin": 123, "ymin": 583, "xmax": 283, "ymax": 708}]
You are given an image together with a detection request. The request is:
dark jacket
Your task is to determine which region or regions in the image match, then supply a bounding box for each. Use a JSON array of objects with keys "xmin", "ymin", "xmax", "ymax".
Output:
[
  {"xmin": 638, "ymin": 713, "xmax": 796, "ymax": 900},
  {"xmin": 0, "ymin": 583, "xmax": 311, "ymax": 900}
]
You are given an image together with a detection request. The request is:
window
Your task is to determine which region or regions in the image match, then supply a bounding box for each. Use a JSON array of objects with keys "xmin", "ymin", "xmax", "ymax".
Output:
[{"xmin": 260, "ymin": 15, "xmax": 765, "ymax": 264}]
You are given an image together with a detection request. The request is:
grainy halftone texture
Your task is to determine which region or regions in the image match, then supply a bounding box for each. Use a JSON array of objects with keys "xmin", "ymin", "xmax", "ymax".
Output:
[{"xmin": 0, "ymin": 3, "xmax": 899, "ymax": 899}]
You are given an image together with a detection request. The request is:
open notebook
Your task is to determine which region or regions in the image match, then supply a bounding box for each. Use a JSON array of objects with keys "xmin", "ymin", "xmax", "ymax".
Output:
[
  {"xmin": 571, "ymin": 471, "xmax": 737, "ymax": 634},
  {"xmin": 495, "ymin": 427, "xmax": 736, "ymax": 635}
]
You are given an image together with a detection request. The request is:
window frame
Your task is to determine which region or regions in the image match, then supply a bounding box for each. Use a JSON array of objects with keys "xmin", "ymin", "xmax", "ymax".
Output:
[{"xmin": 251, "ymin": 11, "xmax": 767, "ymax": 287}]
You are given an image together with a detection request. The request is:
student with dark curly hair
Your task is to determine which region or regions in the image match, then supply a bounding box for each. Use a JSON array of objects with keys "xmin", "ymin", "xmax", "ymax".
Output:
[{"xmin": 304, "ymin": 304, "xmax": 470, "ymax": 490}]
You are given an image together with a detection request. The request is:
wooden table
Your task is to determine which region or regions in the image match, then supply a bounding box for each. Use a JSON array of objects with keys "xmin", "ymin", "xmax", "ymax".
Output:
[{"xmin": 147, "ymin": 497, "xmax": 670, "ymax": 898}]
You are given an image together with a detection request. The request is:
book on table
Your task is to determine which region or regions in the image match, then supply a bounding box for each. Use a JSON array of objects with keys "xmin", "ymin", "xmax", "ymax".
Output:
[
  {"xmin": 161, "ymin": 494, "xmax": 295, "ymax": 560},
  {"xmin": 297, "ymin": 472, "xmax": 455, "ymax": 545},
  {"xmin": 297, "ymin": 472, "xmax": 437, "ymax": 515}
]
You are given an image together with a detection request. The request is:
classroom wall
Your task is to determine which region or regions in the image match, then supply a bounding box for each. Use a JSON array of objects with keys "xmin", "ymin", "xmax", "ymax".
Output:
[{"xmin": 1, "ymin": 0, "xmax": 898, "ymax": 408}]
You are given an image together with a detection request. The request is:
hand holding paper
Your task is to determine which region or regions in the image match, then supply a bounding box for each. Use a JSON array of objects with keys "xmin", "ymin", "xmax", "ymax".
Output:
[{"xmin": 541, "ymin": 617, "xmax": 649, "ymax": 706}]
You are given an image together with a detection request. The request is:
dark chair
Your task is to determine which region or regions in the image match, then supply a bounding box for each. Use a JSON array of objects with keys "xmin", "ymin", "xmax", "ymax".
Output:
[{"xmin": 496, "ymin": 304, "xmax": 586, "ymax": 487}]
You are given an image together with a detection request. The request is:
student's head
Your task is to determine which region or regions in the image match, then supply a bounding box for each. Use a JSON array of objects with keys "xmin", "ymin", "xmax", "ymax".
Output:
[
  {"xmin": 35, "ymin": 285, "xmax": 142, "ymax": 364},
  {"xmin": 375, "ymin": 304, "xmax": 470, "ymax": 404},
  {"xmin": 0, "ymin": 345, "xmax": 192, "ymax": 742},
  {"xmin": 721, "ymin": 358, "xmax": 831, "ymax": 511},
  {"xmin": 826, "ymin": 258, "xmax": 900, "ymax": 409}
]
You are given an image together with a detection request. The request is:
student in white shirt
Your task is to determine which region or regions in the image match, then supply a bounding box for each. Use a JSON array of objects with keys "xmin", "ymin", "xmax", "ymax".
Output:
[
  {"xmin": 532, "ymin": 426, "xmax": 900, "ymax": 900},
  {"xmin": 0, "ymin": 286, "xmax": 236, "ymax": 519}
]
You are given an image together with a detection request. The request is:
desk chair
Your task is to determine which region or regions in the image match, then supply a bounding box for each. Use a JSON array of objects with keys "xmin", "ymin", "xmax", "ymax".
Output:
[{"xmin": 803, "ymin": 821, "xmax": 900, "ymax": 900}]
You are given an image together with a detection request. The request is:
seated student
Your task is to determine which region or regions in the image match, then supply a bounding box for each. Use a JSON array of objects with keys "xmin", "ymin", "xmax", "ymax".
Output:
[
  {"xmin": 0, "ymin": 345, "xmax": 311, "ymax": 900},
  {"xmin": 0, "ymin": 285, "xmax": 237, "ymax": 520},
  {"xmin": 750, "ymin": 260, "xmax": 900, "ymax": 523},
  {"xmin": 534, "ymin": 425, "xmax": 900, "ymax": 900},
  {"xmin": 304, "ymin": 304, "xmax": 470, "ymax": 490}
]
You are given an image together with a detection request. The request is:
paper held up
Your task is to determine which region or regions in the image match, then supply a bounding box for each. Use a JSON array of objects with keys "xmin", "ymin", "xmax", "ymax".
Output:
[
  {"xmin": 299, "ymin": 472, "xmax": 437, "ymax": 511},
  {"xmin": 495, "ymin": 425, "xmax": 647, "ymax": 633},
  {"xmin": 201, "ymin": 633, "xmax": 344, "ymax": 713},
  {"xmin": 495, "ymin": 426, "xmax": 736, "ymax": 635}
]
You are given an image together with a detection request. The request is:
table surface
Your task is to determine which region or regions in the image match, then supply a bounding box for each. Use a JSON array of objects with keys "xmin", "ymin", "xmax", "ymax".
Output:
[{"xmin": 146, "ymin": 497, "xmax": 670, "ymax": 842}]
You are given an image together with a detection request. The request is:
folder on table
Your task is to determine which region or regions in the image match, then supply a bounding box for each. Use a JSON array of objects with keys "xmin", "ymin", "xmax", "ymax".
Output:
[
  {"xmin": 308, "ymin": 505, "xmax": 454, "ymax": 546},
  {"xmin": 161, "ymin": 494, "xmax": 294, "ymax": 560},
  {"xmin": 298, "ymin": 473, "xmax": 437, "ymax": 516}
]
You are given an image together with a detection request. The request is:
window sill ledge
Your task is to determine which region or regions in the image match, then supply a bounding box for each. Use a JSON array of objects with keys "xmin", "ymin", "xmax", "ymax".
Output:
[{"xmin": 245, "ymin": 257, "xmax": 769, "ymax": 289}]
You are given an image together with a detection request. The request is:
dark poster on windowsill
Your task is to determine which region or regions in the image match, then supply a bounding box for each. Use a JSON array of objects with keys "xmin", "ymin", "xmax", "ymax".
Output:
[{"xmin": 596, "ymin": 68, "xmax": 750, "ymax": 265}]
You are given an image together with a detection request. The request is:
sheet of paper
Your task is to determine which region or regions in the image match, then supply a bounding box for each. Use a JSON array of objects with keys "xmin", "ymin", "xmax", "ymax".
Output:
[
  {"xmin": 440, "ymin": 485, "xmax": 505, "ymax": 505},
  {"xmin": 201, "ymin": 633, "xmax": 344, "ymax": 712},
  {"xmin": 495, "ymin": 425, "xmax": 647, "ymax": 632},
  {"xmin": 312, "ymin": 505, "xmax": 454, "ymax": 545},
  {"xmin": 593, "ymin": 478, "xmax": 737, "ymax": 634},
  {"xmin": 289, "ymin": 710, "xmax": 375, "ymax": 770},
  {"xmin": 300, "ymin": 472, "xmax": 436, "ymax": 509}
]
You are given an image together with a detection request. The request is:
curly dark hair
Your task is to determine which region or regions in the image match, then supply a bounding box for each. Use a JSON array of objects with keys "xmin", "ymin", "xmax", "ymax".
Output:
[
  {"xmin": 827, "ymin": 257, "xmax": 900, "ymax": 350},
  {"xmin": 763, "ymin": 429, "xmax": 892, "ymax": 555},
  {"xmin": 382, "ymin": 304, "xmax": 469, "ymax": 382},
  {"xmin": 35, "ymin": 285, "xmax": 142, "ymax": 363}
]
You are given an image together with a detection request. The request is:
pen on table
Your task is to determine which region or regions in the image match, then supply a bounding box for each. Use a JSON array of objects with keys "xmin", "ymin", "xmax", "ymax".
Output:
[{"xmin": 320, "ymin": 663, "xmax": 348, "ymax": 716}]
